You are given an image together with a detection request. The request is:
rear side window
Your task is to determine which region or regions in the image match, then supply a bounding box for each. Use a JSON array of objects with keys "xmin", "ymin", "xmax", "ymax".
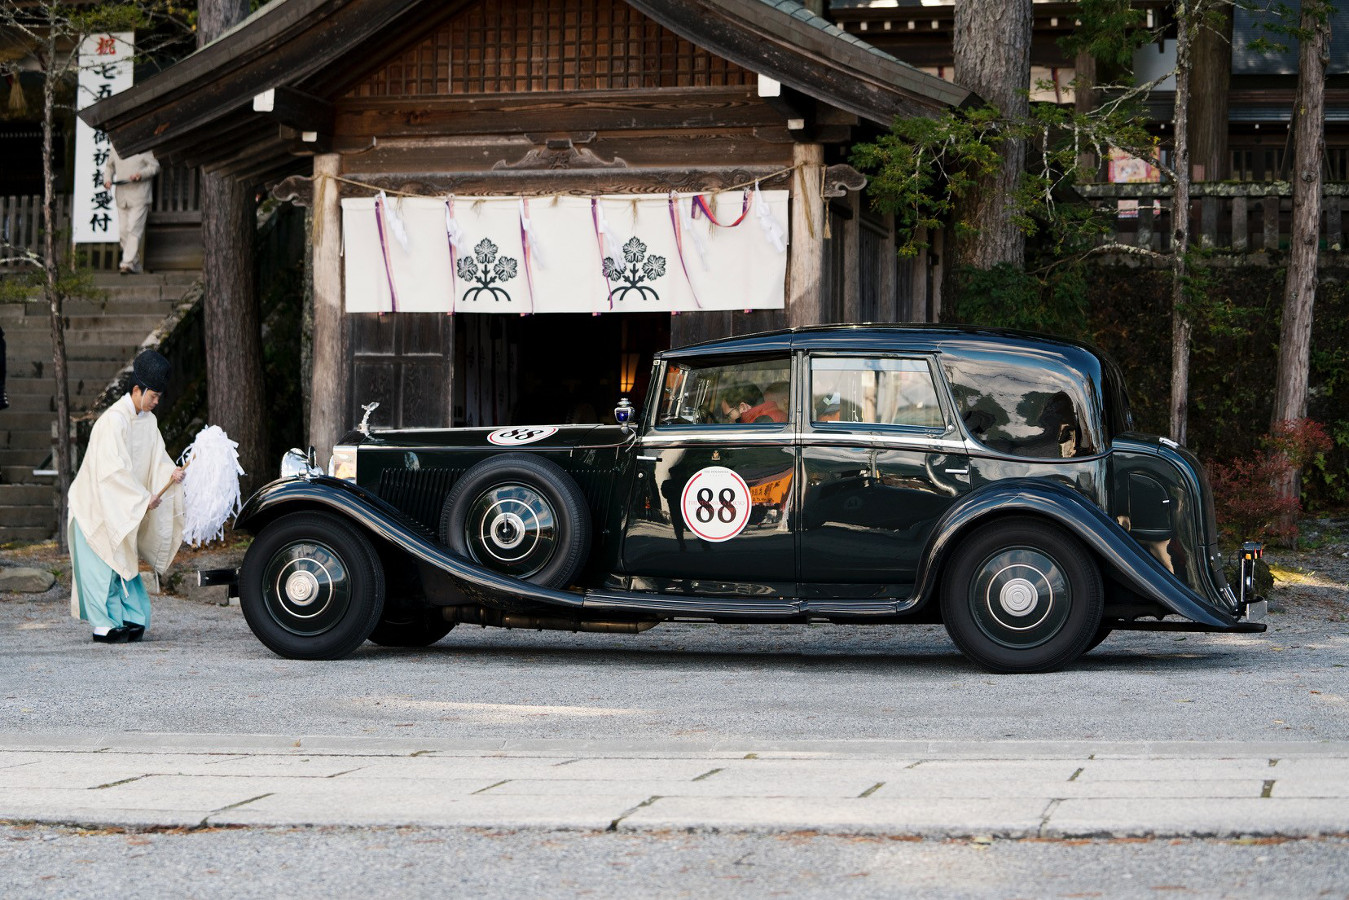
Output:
[
  {"xmin": 810, "ymin": 357, "xmax": 944, "ymax": 428},
  {"xmin": 657, "ymin": 357, "xmax": 791, "ymax": 427},
  {"xmin": 942, "ymin": 352, "xmax": 1102, "ymax": 459}
]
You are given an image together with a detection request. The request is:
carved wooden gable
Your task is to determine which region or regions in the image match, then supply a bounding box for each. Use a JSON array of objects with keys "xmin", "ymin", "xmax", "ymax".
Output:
[{"xmin": 347, "ymin": 0, "xmax": 753, "ymax": 98}]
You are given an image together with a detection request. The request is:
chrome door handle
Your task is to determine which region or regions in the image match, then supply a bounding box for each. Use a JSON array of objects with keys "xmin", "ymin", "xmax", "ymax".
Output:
[{"xmin": 945, "ymin": 468, "xmax": 969, "ymax": 475}]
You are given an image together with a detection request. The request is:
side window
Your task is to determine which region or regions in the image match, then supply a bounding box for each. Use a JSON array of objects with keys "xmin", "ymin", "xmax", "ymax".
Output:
[
  {"xmin": 942, "ymin": 353, "xmax": 1101, "ymax": 459},
  {"xmin": 810, "ymin": 357, "xmax": 944, "ymax": 428},
  {"xmin": 657, "ymin": 357, "xmax": 791, "ymax": 427}
]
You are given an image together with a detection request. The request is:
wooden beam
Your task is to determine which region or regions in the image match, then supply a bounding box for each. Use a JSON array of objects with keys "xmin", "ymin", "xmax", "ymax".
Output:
[
  {"xmin": 333, "ymin": 90, "xmax": 782, "ymax": 138},
  {"xmin": 254, "ymin": 86, "xmax": 335, "ymax": 136}
]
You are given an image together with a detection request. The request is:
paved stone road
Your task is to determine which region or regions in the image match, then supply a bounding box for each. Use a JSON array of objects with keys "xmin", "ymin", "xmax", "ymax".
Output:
[{"xmin": 3, "ymin": 733, "xmax": 1348, "ymax": 838}]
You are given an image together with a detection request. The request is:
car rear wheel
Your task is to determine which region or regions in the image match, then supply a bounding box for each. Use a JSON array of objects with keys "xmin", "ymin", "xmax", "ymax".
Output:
[
  {"xmin": 940, "ymin": 516, "xmax": 1103, "ymax": 674},
  {"xmin": 239, "ymin": 511, "xmax": 385, "ymax": 660},
  {"xmin": 368, "ymin": 611, "xmax": 456, "ymax": 647},
  {"xmin": 439, "ymin": 454, "xmax": 592, "ymax": 589}
]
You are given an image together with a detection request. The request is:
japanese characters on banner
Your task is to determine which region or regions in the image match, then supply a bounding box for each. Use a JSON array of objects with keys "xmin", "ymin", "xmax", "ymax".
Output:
[
  {"xmin": 73, "ymin": 33, "xmax": 134, "ymax": 244},
  {"xmin": 341, "ymin": 191, "xmax": 789, "ymax": 314}
]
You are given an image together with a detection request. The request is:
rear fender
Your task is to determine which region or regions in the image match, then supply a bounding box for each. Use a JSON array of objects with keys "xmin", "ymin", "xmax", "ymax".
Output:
[
  {"xmin": 235, "ymin": 477, "xmax": 585, "ymax": 610},
  {"xmin": 912, "ymin": 479, "xmax": 1236, "ymax": 629}
]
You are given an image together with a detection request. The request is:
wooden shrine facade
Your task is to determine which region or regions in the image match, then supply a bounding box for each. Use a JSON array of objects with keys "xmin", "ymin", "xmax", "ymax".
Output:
[{"xmin": 82, "ymin": 0, "xmax": 968, "ymax": 457}]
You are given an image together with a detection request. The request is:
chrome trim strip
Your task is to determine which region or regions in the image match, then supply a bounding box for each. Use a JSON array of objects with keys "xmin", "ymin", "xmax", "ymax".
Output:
[{"xmin": 642, "ymin": 431, "xmax": 795, "ymax": 448}]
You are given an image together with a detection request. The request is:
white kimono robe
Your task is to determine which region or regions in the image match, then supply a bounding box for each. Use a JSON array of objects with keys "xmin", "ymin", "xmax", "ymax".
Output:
[{"xmin": 68, "ymin": 393, "xmax": 184, "ymax": 618}]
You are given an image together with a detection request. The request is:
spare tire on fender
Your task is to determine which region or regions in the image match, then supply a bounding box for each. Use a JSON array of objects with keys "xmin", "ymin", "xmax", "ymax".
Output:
[{"xmin": 438, "ymin": 453, "xmax": 592, "ymax": 589}]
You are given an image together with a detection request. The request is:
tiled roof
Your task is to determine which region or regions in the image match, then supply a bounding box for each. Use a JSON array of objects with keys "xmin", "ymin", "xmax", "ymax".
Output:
[{"xmin": 756, "ymin": 0, "xmax": 904, "ymax": 65}]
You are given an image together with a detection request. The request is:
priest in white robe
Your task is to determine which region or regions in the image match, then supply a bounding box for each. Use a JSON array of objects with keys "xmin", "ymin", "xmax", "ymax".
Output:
[{"xmin": 68, "ymin": 350, "xmax": 185, "ymax": 644}]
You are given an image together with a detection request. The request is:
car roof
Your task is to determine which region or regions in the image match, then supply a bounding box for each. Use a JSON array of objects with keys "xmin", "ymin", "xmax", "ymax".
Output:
[{"xmin": 658, "ymin": 323, "xmax": 1106, "ymax": 364}]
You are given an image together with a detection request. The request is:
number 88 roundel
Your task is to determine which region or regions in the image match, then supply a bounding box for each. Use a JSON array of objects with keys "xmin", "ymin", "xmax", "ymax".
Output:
[{"xmin": 680, "ymin": 466, "xmax": 752, "ymax": 542}]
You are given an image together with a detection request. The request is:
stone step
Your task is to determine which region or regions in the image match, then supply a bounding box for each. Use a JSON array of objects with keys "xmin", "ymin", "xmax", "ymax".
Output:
[
  {"xmin": 0, "ymin": 412, "xmax": 57, "ymax": 431},
  {"xmin": 0, "ymin": 431, "xmax": 56, "ymax": 451},
  {"xmin": 0, "ymin": 525, "xmax": 55, "ymax": 544},
  {"xmin": 1, "ymin": 466, "xmax": 53, "ymax": 484},
  {"xmin": 90, "ymin": 271, "xmax": 200, "ymax": 288},
  {"xmin": 0, "ymin": 484, "xmax": 55, "ymax": 505},
  {"xmin": 0, "ymin": 449, "xmax": 51, "ymax": 468},
  {"xmin": 0, "ymin": 504, "xmax": 56, "ymax": 527},
  {"xmin": 7, "ymin": 360, "xmax": 139, "ymax": 382}
]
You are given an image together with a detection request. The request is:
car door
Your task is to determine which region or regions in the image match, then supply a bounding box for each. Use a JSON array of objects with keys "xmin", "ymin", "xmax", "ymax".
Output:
[
  {"xmin": 798, "ymin": 353, "xmax": 971, "ymax": 598},
  {"xmin": 618, "ymin": 353, "xmax": 797, "ymax": 598}
]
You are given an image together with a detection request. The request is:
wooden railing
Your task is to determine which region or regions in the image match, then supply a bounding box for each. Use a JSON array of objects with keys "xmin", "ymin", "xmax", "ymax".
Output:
[
  {"xmin": 0, "ymin": 164, "xmax": 201, "ymax": 270},
  {"xmin": 0, "ymin": 194, "xmax": 71, "ymax": 266},
  {"xmin": 1077, "ymin": 182, "xmax": 1348, "ymax": 255}
]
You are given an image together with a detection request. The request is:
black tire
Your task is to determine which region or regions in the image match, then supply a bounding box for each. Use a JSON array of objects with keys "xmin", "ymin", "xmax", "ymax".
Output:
[
  {"xmin": 940, "ymin": 516, "xmax": 1103, "ymax": 674},
  {"xmin": 368, "ymin": 611, "xmax": 456, "ymax": 647},
  {"xmin": 239, "ymin": 511, "xmax": 385, "ymax": 660},
  {"xmin": 1085, "ymin": 625, "xmax": 1113, "ymax": 653},
  {"xmin": 439, "ymin": 454, "xmax": 591, "ymax": 589}
]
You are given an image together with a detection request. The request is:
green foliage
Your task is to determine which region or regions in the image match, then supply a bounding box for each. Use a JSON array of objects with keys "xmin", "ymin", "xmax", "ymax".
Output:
[
  {"xmin": 945, "ymin": 263, "xmax": 1091, "ymax": 340},
  {"xmin": 1058, "ymin": 0, "xmax": 1152, "ymax": 66},
  {"xmin": 1088, "ymin": 264, "xmax": 1349, "ymax": 513}
]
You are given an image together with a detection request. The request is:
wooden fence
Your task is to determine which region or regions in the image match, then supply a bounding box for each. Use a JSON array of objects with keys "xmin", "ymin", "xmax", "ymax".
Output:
[{"xmin": 1077, "ymin": 182, "xmax": 1347, "ymax": 255}]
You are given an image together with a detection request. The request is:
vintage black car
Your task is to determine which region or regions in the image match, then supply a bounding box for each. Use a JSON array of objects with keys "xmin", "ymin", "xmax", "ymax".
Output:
[{"xmin": 216, "ymin": 325, "xmax": 1267, "ymax": 673}]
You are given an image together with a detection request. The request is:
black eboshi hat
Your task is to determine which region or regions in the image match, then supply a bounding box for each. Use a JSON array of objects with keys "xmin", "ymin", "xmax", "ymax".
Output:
[{"xmin": 132, "ymin": 350, "xmax": 170, "ymax": 393}]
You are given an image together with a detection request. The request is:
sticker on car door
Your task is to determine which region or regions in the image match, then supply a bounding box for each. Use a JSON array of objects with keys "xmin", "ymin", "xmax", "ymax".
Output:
[{"xmin": 681, "ymin": 466, "xmax": 752, "ymax": 542}]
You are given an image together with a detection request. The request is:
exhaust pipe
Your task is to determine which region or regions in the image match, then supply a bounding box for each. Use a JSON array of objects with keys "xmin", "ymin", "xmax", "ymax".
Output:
[{"xmin": 442, "ymin": 606, "xmax": 658, "ymax": 634}]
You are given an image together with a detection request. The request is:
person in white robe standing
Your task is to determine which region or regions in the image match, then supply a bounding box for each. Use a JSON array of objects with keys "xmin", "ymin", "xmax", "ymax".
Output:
[
  {"xmin": 68, "ymin": 350, "xmax": 185, "ymax": 643},
  {"xmin": 102, "ymin": 148, "xmax": 159, "ymax": 274}
]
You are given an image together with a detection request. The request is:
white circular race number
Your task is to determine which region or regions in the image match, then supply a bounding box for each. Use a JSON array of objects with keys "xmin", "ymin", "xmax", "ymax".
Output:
[
  {"xmin": 487, "ymin": 426, "xmax": 558, "ymax": 446},
  {"xmin": 680, "ymin": 466, "xmax": 751, "ymax": 542}
]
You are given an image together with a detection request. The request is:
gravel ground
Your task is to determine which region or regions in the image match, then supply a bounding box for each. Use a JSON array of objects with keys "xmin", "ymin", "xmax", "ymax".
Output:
[
  {"xmin": 1, "ymin": 529, "xmax": 1348, "ymax": 743},
  {"xmin": 3, "ymin": 527, "xmax": 1347, "ymax": 897},
  {"xmin": 3, "ymin": 823, "xmax": 1348, "ymax": 900}
]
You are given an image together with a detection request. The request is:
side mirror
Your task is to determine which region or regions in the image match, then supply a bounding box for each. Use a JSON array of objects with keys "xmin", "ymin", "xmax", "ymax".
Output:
[{"xmin": 614, "ymin": 398, "xmax": 635, "ymax": 433}]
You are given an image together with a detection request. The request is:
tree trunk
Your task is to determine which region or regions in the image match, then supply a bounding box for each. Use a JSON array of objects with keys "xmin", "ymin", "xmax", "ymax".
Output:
[
  {"xmin": 1189, "ymin": 5, "xmax": 1233, "ymax": 182},
  {"xmin": 952, "ymin": 0, "xmax": 1032, "ymax": 271},
  {"xmin": 198, "ymin": 0, "xmax": 268, "ymax": 495},
  {"xmin": 1168, "ymin": 4, "xmax": 1197, "ymax": 445},
  {"xmin": 1270, "ymin": 3, "xmax": 1331, "ymax": 509},
  {"xmin": 41, "ymin": 26, "xmax": 73, "ymax": 549}
]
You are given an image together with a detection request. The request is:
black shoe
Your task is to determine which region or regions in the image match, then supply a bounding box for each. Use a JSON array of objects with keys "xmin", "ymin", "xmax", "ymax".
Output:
[
  {"xmin": 124, "ymin": 624, "xmax": 145, "ymax": 642},
  {"xmin": 92, "ymin": 627, "xmax": 131, "ymax": 644}
]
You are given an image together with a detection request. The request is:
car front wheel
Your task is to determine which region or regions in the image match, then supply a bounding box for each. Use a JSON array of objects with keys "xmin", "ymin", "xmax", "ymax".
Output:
[
  {"xmin": 239, "ymin": 511, "xmax": 386, "ymax": 660},
  {"xmin": 940, "ymin": 516, "xmax": 1103, "ymax": 674}
]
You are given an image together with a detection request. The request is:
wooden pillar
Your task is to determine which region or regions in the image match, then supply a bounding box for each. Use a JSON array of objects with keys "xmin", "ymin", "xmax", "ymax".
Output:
[
  {"xmin": 787, "ymin": 143, "xmax": 825, "ymax": 328},
  {"xmin": 309, "ymin": 153, "xmax": 348, "ymax": 465}
]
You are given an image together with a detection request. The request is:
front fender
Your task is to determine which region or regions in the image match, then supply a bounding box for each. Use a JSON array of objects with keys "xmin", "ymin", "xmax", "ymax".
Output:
[
  {"xmin": 911, "ymin": 479, "xmax": 1237, "ymax": 629},
  {"xmin": 235, "ymin": 477, "xmax": 584, "ymax": 610}
]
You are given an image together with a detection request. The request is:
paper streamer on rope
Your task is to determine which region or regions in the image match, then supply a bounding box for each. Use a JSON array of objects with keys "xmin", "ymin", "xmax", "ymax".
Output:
[
  {"xmin": 668, "ymin": 192, "xmax": 704, "ymax": 310},
  {"xmin": 518, "ymin": 198, "xmax": 543, "ymax": 315},
  {"xmin": 373, "ymin": 191, "xmax": 401, "ymax": 312},
  {"xmin": 177, "ymin": 425, "xmax": 245, "ymax": 547},
  {"xmin": 678, "ymin": 196, "xmax": 710, "ymax": 269},
  {"xmin": 445, "ymin": 197, "xmax": 465, "ymax": 315},
  {"xmin": 754, "ymin": 184, "xmax": 787, "ymax": 253},
  {"xmin": 591, "ymin": 198, "xmax": 618, "ymax": 313}
]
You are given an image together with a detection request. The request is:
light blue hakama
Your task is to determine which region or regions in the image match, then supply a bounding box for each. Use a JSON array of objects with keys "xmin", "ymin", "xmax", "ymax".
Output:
[{"xmin": 70, "ymin": 518, "xmax": 151, "ymax": 631}]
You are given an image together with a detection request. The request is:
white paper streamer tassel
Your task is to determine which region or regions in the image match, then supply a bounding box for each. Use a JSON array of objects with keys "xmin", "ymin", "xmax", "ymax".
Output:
[
  {"xmin": 379, "ymin": 190, "xmax": 411, "ymax": 252},
  {"xmin": 518, "ymin": 198, "xmax": 548, "ymax": 268},
  {"xmin": 177, "ymin": 425, "xmax": 245, "ymax": 546},
  {"xmin": 680, "ymin": 196, "xmax": 711, "ymax": 269},
  {"xmin": 755, "ymin": 184, "xmax": 787, "ymax": 253}
]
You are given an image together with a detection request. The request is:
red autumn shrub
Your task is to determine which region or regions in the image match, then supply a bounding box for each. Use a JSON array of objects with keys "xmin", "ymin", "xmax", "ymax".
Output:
[{"xmin": 1208, "ymin": 419, "xmax": 1331, "ymax": 546}]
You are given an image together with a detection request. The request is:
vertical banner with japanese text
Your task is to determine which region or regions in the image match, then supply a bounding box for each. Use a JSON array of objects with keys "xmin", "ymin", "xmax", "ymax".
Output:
[{"xmin": 72, "ymin": 32, "xmax": 134, "ymax": 244}]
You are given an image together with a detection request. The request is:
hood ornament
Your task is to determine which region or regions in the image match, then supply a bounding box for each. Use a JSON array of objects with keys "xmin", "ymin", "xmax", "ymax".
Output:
[{"xmin": 358, "ymin": 401, "xmax": 381, "ymax": 436}]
